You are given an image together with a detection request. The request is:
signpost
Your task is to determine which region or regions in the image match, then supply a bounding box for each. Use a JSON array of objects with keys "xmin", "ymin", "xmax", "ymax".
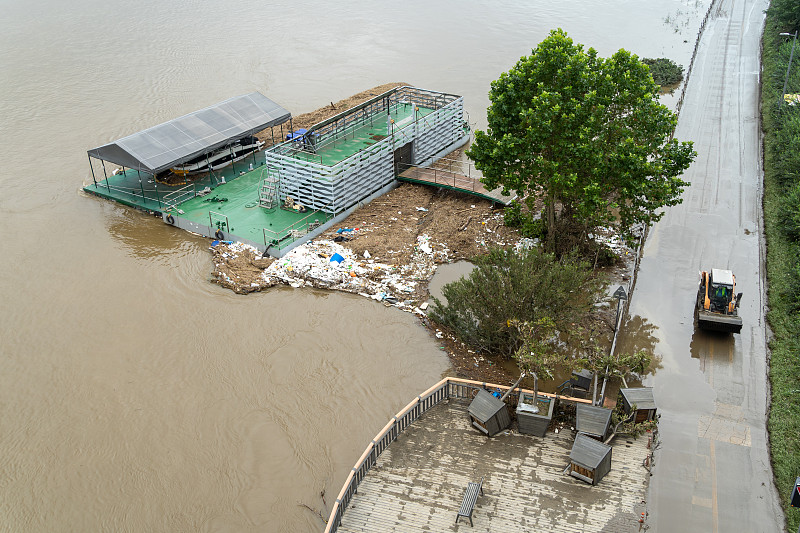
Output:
[
  {"xmin": 613, "ymin": 285, "xmax": 628, "ymax": 332},
  {"xmin": 791, "ymin": 477, "xmax": 800, "ymax": 533}
]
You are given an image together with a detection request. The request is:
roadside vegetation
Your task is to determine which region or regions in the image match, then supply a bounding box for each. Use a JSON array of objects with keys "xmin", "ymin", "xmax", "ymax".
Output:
[
  {"xmin": 762, "ymin": 1, "xmax": 800, "ymax": 529},
  {"xmin": 641, "ymin": 57, "xmax": 684, "ymax": 89}
]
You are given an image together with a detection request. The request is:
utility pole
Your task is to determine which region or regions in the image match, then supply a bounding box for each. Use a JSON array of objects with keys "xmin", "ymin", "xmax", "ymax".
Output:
[{"xmin": 779, "ymin": 31, "xmax": 798, "ymax": 108}]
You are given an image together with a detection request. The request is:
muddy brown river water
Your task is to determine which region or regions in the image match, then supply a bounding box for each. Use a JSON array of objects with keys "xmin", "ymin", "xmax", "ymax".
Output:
[{"xmin": 0, "ymin": 1, "xmax": 714, "ymax": 531}]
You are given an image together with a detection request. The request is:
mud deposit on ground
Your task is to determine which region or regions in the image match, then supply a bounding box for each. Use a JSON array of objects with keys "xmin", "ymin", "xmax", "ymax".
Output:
[
  {"xmin": 211, "ymin": 84, "xmax": 637, "ymax": 386},
  {"xmin": 210, "ymin": 182, "xmax": 518, "ymax": 302}
]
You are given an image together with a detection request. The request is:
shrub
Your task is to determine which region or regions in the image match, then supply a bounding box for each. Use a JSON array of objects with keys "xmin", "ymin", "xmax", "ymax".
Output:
[
  {"xmin": 429, "ymin": 247, "xmax": 604, "ymax": 356},
  {"xmin": 503, "ymin": 201, "xmax": 524, "ymax": 227},
  {"xmin": 642, "ymin": 57, "xmax": 684, "ymax": 87},
  {"xmin": 503, "ymin": 202, "xmax": 547, "ymax": 240}
]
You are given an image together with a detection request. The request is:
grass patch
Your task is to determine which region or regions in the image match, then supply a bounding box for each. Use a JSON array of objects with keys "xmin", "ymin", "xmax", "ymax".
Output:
[{"xmin": 762, "ymin": 3, "xmax": 800, "ymax": 529}]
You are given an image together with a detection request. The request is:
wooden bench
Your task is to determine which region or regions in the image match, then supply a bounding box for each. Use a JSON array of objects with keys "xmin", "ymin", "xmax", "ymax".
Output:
[{"xmin": 455, "ymin": 476, "xmax": 484, "ymax": 527}]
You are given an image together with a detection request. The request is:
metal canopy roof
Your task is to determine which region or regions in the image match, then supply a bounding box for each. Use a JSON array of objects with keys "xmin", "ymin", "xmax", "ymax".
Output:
[
  {"xmin": 88, "ymin": 92, "xmax": 291, "ymax": 174},
  {"xmin": 711, "ymin": 268, "xmax": 734, "ymax": 286}
]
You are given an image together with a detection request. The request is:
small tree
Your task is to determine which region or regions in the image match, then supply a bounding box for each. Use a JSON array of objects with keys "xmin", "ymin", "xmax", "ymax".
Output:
[
  {"xmin": 509, "ymin": 317, "xmax": 578, "ymax": 412},
  {"xmin": 641, "ymin": 57, "xmax": 684, "ymax": 88},
  {"xmin": 468, "ymin": 29, "xmax": 696, "ymax": 254},
  {"xmin": 578, "ymin": 333, "xmax": 651, "ymax": 382},
  {"xmin": 575, "ymin": 331, "xmax": 652, "ymax": 401}
]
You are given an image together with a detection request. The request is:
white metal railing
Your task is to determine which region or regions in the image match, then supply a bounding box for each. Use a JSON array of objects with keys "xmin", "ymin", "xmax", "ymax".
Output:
[
  {"xmin": 261, "ymin": 205, "xmax": 333, "ymax": 250},
  {"xmin": 208, "ymin": 211, "xmax": 229, "ymax": 235},
  {"xmin": 162, "ymin": 182, "xmax": 197, "ymax": 210},
  {"xmin": 91, "ymin": 182, "xmax": 162, "ymax": 207}
]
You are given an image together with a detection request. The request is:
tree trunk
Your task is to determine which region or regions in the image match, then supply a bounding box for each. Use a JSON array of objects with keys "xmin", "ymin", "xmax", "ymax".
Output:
[
  {"xmin": 532, "ymin": 372, "xmax": 540, "ymax": 413},
  {"xmin": 546, "ymin": 191, "xmax": 556, "ymax": 253}
]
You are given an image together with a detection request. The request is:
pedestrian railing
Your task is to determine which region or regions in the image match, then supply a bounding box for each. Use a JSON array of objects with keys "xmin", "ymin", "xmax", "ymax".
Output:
[
  {"xmin": 162, "ymin": 182, "xmax": 197, "ymax": 210},
  {"xmin": 673, "ymin": 0, "xmax": 718, "ymax": 127}
]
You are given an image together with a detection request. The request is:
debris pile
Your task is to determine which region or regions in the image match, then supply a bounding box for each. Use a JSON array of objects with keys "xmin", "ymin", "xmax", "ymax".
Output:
[
  {"xmin": 210, "ymin": 240, "xmax": 275, "ymax": 293},
  {"xmin": 211, "ymin": 235, "xmax": 444, "ymax": 311}
]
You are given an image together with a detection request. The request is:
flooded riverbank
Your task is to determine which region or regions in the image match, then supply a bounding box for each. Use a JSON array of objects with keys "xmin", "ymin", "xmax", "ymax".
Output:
[{"xmin": 0, "ymin": 0, "xmax": 710, "ymax": 530}]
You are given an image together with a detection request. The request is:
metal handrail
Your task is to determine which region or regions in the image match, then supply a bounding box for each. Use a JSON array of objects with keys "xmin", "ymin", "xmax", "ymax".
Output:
[
  {"xmin": 208, "ymin": 211, "xmax": 229, "ymax": 234},
  {"xmin": 94, "ymin": 182, "xmax": 161, "ymax": 206},
  {"xmin": 162, "ymin": 182, "xmax": 196, "ymax": 209},
  {"xmin": 397, "ymin": 162, "xmax": 482, "ymax": 193},
  {"xmin": 671, "ymin": 0, "xmax": 716, "ymax": 129},
  {"xmin": 262, "ymin": 206, "xmax": 334, "ymax": 248},
  {"xmin": 323, "ymin": 377, "xmax": 590, "ymax": 532}
]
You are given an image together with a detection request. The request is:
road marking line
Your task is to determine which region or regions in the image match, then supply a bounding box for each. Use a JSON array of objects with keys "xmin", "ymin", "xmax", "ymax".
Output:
[
  {"xmin": 709, "ymin": 341, "xmax": 714, "ymax": 388},
  {"xmin": 710, "ymin": 439, "xmax": 719, "ymax": 533}
]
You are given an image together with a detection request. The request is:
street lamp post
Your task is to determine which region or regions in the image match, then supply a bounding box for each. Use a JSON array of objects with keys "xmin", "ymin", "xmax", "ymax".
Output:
[{"xmin": 779, "ymin": 31, "xmax": 798, "ymax": 108}]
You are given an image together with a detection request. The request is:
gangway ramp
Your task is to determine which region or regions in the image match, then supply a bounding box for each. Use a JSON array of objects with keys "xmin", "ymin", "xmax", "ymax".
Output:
[{"xmin": 397, "ymin": 160, "xmax": 516, "ymax": 206}]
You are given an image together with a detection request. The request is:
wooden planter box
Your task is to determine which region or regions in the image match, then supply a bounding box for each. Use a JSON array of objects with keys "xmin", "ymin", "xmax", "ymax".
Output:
[{"xmin": 516, "ymin": 393, "xmax": 555, "ymax": 437}]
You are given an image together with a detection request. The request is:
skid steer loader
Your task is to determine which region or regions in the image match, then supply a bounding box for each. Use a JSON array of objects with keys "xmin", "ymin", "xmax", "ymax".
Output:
[{"xmin": 695, "ymin": 268, "xmax": 743, "ymax": 333}]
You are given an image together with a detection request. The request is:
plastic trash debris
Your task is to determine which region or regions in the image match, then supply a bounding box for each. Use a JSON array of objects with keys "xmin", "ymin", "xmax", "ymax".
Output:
[
  {"xmin": 417, "ymin": 235, "xmax": 433, "ymax": 255},
  {"xmin": 420, "ymin": 302, "xmax": 429, "ymax": 310},
  {"xmin": 363, "ymin": 250, "xmax": 371, "ymax": 259},
  {"xmin": 416, "ymin": 207, "xmax": 429, "ymax": 212},
  {"xmin": 336, "ymin": 228, "xmax": 354, "ymax": 234},
  {"xmin": 329, "ymin": 253, "xmax": 344, "ymax": 265}
]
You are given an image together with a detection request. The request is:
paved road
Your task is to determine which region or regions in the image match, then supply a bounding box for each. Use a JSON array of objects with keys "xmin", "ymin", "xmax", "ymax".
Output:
[{"xmin": 617, "ymin": 0, "xmax": 785, "ymax": 531}]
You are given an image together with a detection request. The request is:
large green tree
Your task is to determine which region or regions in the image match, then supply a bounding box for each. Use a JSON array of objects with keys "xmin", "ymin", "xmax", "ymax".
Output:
[{"xmin": 468, "ymin": 29, "xmax": 696, "ymax": 253}]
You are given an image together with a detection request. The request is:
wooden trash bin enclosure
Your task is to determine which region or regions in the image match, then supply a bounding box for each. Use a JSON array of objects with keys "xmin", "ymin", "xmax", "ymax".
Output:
[
  {"xmin": 568, "ymin": 433, "xmax": 613, "ymax": 485},
  {"xmin": 516, "ymin": 392, "xmax": 556, "ymax": 437},
  {"xmin": 557, "ymin": 369, "xmax": 594, "ymax": 398},
  {"xmin": 571, "ymin": 369, "xmax": 593, "ymax": 392},
  {"xmin": 618, "ymin": 387, "xmax": 657, "ymax": 423},
  {"xmin": 468, "ymin": 389, "xmax": 511, "ymax": 437},
  {"xmin": 575, "ymin": 404, "xmax": 613, "ymax": 441},
  {"xmin": 468, "ymin": 375, "xmax": 526, "ymax": 437}
]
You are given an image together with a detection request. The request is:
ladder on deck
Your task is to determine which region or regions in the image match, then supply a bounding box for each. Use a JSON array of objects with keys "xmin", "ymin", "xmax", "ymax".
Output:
[{"xmin": 259, "ymin": 171, "xmax": 279, "ymax": 210}]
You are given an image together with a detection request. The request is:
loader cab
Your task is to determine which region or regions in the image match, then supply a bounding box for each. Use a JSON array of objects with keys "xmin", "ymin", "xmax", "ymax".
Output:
[{"xmin": 709, "ymin": 268, "xmax": 735, "ymax": 311}]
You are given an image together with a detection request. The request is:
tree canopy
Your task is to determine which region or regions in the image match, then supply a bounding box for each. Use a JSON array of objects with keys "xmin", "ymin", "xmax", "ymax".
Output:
[{"xmin": 468, "ymin": 29, "xmax": 696, "ymax": 254}]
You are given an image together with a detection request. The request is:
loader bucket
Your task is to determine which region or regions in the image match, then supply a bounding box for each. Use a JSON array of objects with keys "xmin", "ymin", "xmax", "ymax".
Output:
[{"xmin": 697, "ymin": 310, "xmax": 743, "ymax": 333}]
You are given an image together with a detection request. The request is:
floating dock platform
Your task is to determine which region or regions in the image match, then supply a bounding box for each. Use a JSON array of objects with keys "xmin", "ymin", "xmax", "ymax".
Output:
[{"xmin": 85, "ymin": 87, "xmax": 471, "ymax": 257}]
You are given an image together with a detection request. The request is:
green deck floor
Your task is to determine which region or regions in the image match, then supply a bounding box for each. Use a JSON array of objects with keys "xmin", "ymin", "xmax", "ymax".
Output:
[
  {"xmin": 85, "ymin": 155, "xmax": 327, "ymax": 250},
  {"xmin": 84, "ymin": 154, "xmax": 266, "ymax": 212},
  {"xmin": 288, "ymin": 103, "xmax": 434, "ymax": 166},
  {"xmin": 175, "ymin": 167, "xmax": 327, "ymax": 248}
]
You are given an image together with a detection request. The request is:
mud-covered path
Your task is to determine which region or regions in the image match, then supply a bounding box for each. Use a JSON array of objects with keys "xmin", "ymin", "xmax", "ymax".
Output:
[{"xmin": 617, "ymin": 0, "xmax": 784, "ymax": 530}]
